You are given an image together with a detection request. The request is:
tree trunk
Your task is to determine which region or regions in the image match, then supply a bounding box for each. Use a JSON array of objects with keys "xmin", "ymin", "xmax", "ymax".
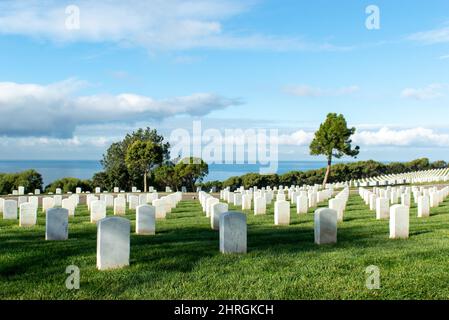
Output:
[
  {"xmin": 322, "ymin": 158, "xmax": 332, "ymax": 187},
  {"xmin": 143, "ymin": 171, "xmax": 147, "ymax": 193}
]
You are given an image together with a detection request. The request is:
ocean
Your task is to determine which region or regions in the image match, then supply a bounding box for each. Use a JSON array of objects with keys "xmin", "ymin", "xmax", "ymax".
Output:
[{"xmin": 0, "ymin": 160, "xmax": 333, "ymax": 186}]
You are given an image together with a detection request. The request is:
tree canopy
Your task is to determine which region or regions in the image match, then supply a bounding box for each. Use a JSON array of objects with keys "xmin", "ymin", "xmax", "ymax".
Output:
[{"xmin": 309, "ymin": 113, "xmax": 360, "ymax": 186}]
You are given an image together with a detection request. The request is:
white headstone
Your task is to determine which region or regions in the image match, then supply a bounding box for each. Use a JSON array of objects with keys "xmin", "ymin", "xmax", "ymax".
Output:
[
  {"xmin": 90, "ymin": 200, "xmax": 106, "ymax": 223},
  {"xmin": 3, "ymin": 200, "xmax": 17, "ymax": 220},
  {"xmin": 45, "ymin": 208, "xmax": 69, "ymax": 240},
  {"xmin": 274, "ymin": 200, "xmax": 290, "ymax": 225},
  {"xmin": 128, "ymin": 195, "xmax": 139, "ymax": 210},
  {"xmin": 19, "ymin": 202, "xmax": 37, "ymax": 227},
  {"xmin": 53, "ymin": 195, "xmax": 62, "ymax": 207},
  {"xmin": 389, "ymin": 205, "xmax": 409, "ymax": 239},
  {"xmin": 105, "ymin": 195, "xmax": 114, "ymax": 208},
  {"xmin": 114, "ymin": 197, "xmax": 126, "ymax": 215},
  {"xmin": 296, "ymin": 195, "xmax": 308, "ymax": 214},
  {"xmin": 152, "ymin": 199, "xmax": 167, "ymax": 219},
  {"xmin": 254, "ymin": 196, "xmax": 266, "ymax": 215},
  {"xmin": 211, "ymin": 203, "xmax": 229, "ymax": 230},
  {"xmin": 329, "ymin": 198, "xmax": 345, "ymax": 222},
  {"xmin": 376, "ymin": 197, "xmax": 389, "ymax": 220},
  {"xmin": 314, "ymin": 208, "xmax": 337, "ymax": 245},
  {"xmin": 62, "ymin": 198, "xmax": 75, "ymax": 216},
  {"xmin": 417, "ymin": 195, "xmax": 430, "ymax": 218},
  {"xmin": 42, "ymin": 197, "xmax": 54, "ymax": 213},
  {"xmin": 136, "ymin": 205, "xmax": 156, "ymax": 235},
  {"xmin": 97, "ymin": 217, "xmax": 130, "ymax": 270},
  {"xmin": 219, "ymin": 212, "xmax": 247, "ymax": 254}
]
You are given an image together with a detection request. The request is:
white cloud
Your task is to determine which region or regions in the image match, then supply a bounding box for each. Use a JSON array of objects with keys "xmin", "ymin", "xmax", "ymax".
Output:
[
  {"xmin": 276, "ymin": 130, "xmax": 314, "ymax": 146},
  {"xmin": 400, "ymin": 83, "xmax": 447, "ymax": 100},
  {"xmin": 0, "ymin": 0, "xmax": 349, "ymax": 52},
  {"xmin": 408, "ymin": 26, "xmax": 449, "ymax": 44},
  {"xmin": 439, "ymin": 54, "xmax": 449, "ymax": 60},
  {"xmin": 275, "ymin": 127, "xmax": 449, "ymax": 148},
  {"xmin": 284, "ymin": 85, "xmax": 359, "ymax": 97},
  {"xmin": 353, "ymin": 127, "xmax": 449, "ymax": 148},
  {"xmin": 0, "ymin": 79, "xmax": 242, "ymax": 138}
]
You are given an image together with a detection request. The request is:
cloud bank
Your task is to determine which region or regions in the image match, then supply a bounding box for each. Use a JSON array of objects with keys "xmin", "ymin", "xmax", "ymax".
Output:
[
  {"xmin": 0, "ymin": 79, "xmax": 242, "ymax": 138},
  {"xmin": 284, "ymin": 85, "xmax": 359, "ymax": 97},
  {"xmin": 0, "ymin": 0, "xmax": 348, "ymax": 52},
  {"xmin": 276, "ymin": 127, "xmax": 449, "ymax": 148}
]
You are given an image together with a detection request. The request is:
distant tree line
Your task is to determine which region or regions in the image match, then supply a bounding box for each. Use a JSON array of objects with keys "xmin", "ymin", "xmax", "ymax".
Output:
[{"xmin": 0, "ymin": 170, "xmax": 43, "ymax": 195}]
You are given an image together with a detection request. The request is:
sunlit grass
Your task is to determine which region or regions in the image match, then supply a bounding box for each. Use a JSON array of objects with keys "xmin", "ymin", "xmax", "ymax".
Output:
[{"xmin": 1, "ymin": 194, "xmax": 449, "ymax": 300}]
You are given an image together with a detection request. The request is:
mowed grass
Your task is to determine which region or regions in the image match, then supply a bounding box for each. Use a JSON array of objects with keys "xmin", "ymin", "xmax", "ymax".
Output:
[{"xmin": 1, "ymin": 194, "xmax": 449, "ymax": 300}]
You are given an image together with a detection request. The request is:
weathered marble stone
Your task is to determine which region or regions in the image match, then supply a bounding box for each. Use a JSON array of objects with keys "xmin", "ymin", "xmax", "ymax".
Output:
[
  {"xmin": 29, "ymin": 196, "xmax": 38, "ymax": 210},
  {"xmin": 369, "ymin": 194, "xmax": 377, "ymax": 211},
  {"xmin": 296, "ymin": 195, "xmax": 308, "ymax": 214},
  {"xmin": 95, "ymin": 187, "xmax": 101, "ymax": 194},
  {"xmin": 152, "ymin": 199, "xmax": 166, "ymax": 219},
  {"xmin": 18, "ymin": 186, "xmax": 25, "ymax": 195},
  {"xmin": 75, "ymin": 187, "xmax": 82, "ymax": 194},
  {"xmin": 90, "ymin": 200, "xmax": 106, "ymax": 223},
  {"xmin": 401, "ymin": 193, "xmax": 411, "ymax": 207},
  {"xmin": 389, "ymin": 205, "xmax": 409, "ymax": 239},
  {"xmin": 18, "ymin": 196, "xmax": 28, "ymax": 206},
  {"xmin": 314, "ymin": 208, "xmax": 337, "ymax": 245},
  {"xmin": 206, "ymin": 197, "xmax": 219, "ymax": 218},
  {"xmin": 376, "ymin": 197, "xmax": 389, "ymax": 220},
  {"xmin": 53, "ymin": 195, "xmax": 62, "ymax": 207},
  {"xmin": 3, "ymin": 200, "xmax": 17, "ymax": 220},
  {"xmin": 128, "ymin": 195, "xmax": 139, "ymax": 210},
  {"xmin": 219, "ymin": 212, "xmax": 247, "ymax": 254},
  {"xmin": 42, "ymin": 197, "xmax": 54, "ymax": 213},
  {"xmin": 308, "ymin": 192, "xmax": 317, "ymax": 208},
  {"xmin": 233, "ymin": 193, "xmax": 242, "ymax": 206},
  {"xmin": 114, "ymin": 197, "xmax": 126, "ymax": 215},
  {"xmin": 19, "ymin": 202, "xmax": 37, "ymax": 227},
  {"xmin": 62, "ymin": 198, "xmax": 75, "ymax": 216},
  {"xmin": 418, "ymin": 195, "xmax": 430, "ymax": 218},
  {"xmin": 329, "ymin": 198, "xmax": 345, "ymax": 222},
  {"xmin": 55, "ymin": 188, "xmax": 62, "ymax": 195},
  {"xmin": 45, "ymin": 208, "xmax": 69, "ymax": 240},
  {"xmin": 274, "ymin": 200, "xmax": 290, "ymax": 225},
  {"xmin": 0, "ymin": 198, "xmax": 5, "ymax": 214},
  {"xmin": 136, "ymin": 204, "xmax": 155, "ymax": 235},
  {"xmin": 276, "ymin": 193, "xmax": 286, "ymax": 201},
  {"xmin": 211, "ymin": 202, "xmax": 228, "ymax": 230},
  {"xmin": 105, "ymin": 195, "xmax": 114, "ymax": 208},
  {"xmin": 97, "ymin": 217, "xmax": 130, "ymax": 270},
  {"xmin": 242, "ymin": 194, "xmax": 251, "ymax": 210},
  {"xmin": 139, "ymin": 194, "xmax": 147, "ymax": 205},
  {"xmin": 254, "ymin": 196, "xmax": 266, "ymax": 215}
]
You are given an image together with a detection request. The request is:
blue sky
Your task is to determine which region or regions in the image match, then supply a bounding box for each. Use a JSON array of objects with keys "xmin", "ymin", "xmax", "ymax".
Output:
[{"xmin": 0, "ymin": 0, "xmax": 449, "ymax": 162}]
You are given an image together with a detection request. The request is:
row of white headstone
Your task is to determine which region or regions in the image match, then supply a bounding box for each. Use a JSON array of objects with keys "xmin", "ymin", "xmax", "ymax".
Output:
[
  {"xmin": 359, "ymin": 185, "xmax": 449, "ymax": 238},
  {"xmin": 199, "ymin": 190, "xmax": 340, "ymax": 250},
  {"xmin": 7, "ymin": 184, "xmax": 181, "ymax": 197},
  {"xmin": 218, "ymin": 186, "xmax": 336, "ymax": 226},
  {"xmin": 1, "ymin": 195, "xmax": 182, "ymax": 270},
  {"xmin": 353, "ymin": 168, "xmax": 449, "ymax": 187}
]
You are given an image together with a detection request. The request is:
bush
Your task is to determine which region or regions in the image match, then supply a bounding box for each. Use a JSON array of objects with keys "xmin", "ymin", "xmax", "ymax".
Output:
[
  {"xmin": 0, "ymin": 170, "xmax": 43, "ymax": 195},
  {"xmin": 45, "ymin": 177, "xmax": 92, "ymax": 194}
]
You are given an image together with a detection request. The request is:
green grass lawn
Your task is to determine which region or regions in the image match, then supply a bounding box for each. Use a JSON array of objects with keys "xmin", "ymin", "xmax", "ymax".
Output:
[{"xmin": 1, "ymin": 194, "xmax": 449, "ymax": 300}]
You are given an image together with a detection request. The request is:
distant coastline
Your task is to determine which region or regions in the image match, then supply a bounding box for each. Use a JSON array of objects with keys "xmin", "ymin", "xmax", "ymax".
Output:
[{"xmin": 0, "ymin": 159, "xmax": 358, "ymax": 186}]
